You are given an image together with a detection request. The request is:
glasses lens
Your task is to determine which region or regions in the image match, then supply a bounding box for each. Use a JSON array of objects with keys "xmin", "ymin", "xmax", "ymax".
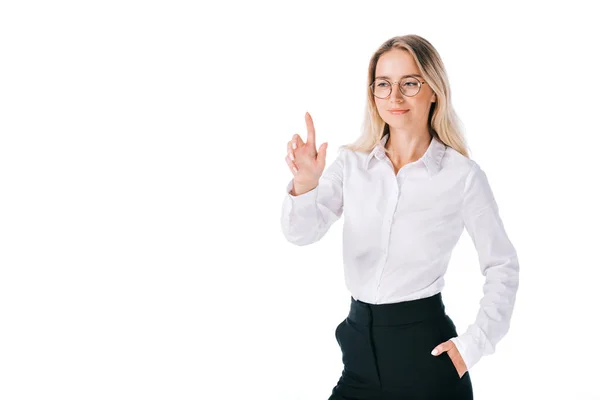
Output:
[
  {"xmin": 372, "ymin": 79, "xmax": 391, "ymax": 98},
  {"xmin": 400, "ymin": 77, "xmax": 420, "ymax": 96}
]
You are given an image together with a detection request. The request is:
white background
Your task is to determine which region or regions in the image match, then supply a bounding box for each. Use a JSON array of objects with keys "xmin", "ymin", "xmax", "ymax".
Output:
[{"xmin": 1, "ymin": 1, "xmax": 599, "ymax": 399}]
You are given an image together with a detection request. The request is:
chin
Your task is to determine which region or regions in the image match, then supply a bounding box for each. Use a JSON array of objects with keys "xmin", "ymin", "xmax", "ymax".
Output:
[{"xmin": 385, "ymin": 120, "xmax": 409, "ymax": 128}]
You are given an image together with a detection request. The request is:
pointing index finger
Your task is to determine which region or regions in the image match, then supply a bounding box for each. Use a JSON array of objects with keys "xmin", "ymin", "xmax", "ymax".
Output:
[{"xmin": 305, "ymin": 112, "xmax": 316, "ymax": 146}]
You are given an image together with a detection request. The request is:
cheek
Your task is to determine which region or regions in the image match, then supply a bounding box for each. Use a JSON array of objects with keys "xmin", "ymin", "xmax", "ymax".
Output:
[
  {"xmin": 374, "ymin": 101, "xmax": 389, "ymax": 121},
  {"xmin": 374, "ymin": 99, "xmax": 386, "ymax": 115},
  {"xmin": 403, "ymin": 99, "xmax": 428, "ymax": 115}
]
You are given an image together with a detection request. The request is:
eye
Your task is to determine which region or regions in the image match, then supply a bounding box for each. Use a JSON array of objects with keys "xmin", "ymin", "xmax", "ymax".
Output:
[{"xmin": 377, "ymin": 82, "xmax": 390, "ymax": 87}]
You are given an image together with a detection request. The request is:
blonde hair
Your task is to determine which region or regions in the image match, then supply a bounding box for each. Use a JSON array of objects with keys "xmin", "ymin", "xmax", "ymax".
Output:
[{"xmin": 341, "ymin": 34, "xmax": 470, "ymax": 158}]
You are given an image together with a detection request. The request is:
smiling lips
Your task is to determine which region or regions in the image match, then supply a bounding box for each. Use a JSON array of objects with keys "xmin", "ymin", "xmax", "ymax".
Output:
[{"xmin": 389, "ymin": 109, "xmax": 409, "ymax": 114}]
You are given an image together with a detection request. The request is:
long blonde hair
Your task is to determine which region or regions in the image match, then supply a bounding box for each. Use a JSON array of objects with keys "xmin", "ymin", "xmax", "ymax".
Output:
[{"xmin": 341, "ymin": 34, "xmax": 470, "ymax": 158}]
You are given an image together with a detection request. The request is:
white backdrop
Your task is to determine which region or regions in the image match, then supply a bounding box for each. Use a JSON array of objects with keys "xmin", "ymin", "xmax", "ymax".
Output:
[{"xmin": 1, "ymin": 1, "xmax": 599, "ymax": 399}]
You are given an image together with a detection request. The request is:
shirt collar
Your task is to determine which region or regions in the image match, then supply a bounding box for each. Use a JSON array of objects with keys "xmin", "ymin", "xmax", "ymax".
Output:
[{"xmin": 364, "ymin": 133, "xmax": 447, "ymax": 177}]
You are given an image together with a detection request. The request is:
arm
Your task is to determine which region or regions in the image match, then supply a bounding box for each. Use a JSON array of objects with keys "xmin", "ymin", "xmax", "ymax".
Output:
[
  {"xmin": 449, "ymin": 162, "xmax": 520, "ymax": 371},
  {"xmin": 280, "ymin": 150, "xmax": 344, "ymax": 246}
]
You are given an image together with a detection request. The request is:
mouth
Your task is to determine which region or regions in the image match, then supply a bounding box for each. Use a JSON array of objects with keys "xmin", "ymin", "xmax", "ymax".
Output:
[{"xmin": 388, "ymin": 109, "xmax": 409, "ymax": 114}]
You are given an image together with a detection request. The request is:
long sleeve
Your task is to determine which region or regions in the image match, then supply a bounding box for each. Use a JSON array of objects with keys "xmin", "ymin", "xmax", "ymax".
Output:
[
  {"xmin": 449, "ymin": 162, "xmax": 520, "ymax": 371},
  {"xmin": 280, "ymin": 150, "xmax": 344, "ymax": 246}
]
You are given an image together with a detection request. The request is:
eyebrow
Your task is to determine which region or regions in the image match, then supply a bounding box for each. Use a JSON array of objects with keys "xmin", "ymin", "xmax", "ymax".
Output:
[{"xmin": 375, "ymin": 74, "xmax": 423, "ymax": 80}]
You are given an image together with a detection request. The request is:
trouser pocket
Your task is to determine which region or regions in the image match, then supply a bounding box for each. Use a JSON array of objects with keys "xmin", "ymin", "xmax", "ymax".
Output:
[{"xmin": 434, "ymin": 314, "xmax": 463, "ymax": 381}]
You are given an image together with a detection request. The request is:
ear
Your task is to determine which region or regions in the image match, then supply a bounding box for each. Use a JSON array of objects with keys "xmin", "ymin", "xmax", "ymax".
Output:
[{"xmin": 431, "ymin": 93, "xmax": 437, "ymax": 103}]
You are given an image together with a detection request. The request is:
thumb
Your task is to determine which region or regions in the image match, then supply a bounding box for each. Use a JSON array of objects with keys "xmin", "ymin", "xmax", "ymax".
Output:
[
  {"xmin": 317, "ymin": 142, "xmax": 328, "ymax": 168},
  {"xmin": 431, "ymin": 340, "xmax": 452, "ymax": 356}
]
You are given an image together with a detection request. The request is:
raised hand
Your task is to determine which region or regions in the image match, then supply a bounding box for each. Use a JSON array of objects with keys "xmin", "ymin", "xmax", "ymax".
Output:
[{"xmin": 285, "ymin": 112, "xmax": 328, "ymax": 195}]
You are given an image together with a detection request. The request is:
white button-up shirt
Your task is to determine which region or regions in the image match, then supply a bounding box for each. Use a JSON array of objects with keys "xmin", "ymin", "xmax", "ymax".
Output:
[{"xmin": 280, "ymin": 133, "xmax": 520, "ymax": 371}]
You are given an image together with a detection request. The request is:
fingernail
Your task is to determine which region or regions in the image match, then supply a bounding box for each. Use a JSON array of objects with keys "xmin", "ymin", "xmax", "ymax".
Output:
[
  {"xmin": 292, "ymin": 142, "xmax": 297, "ymax": 149},
  {"xmin": 431, "ymin": 349, "xmax": 439, "ymax": 355},
  {"xmin": 293, "ymin": 167, "xmax": 298, "ymax": 173},
  {"xmin": 289, "ymin": 152, "xmax": 294, "ymax": 161}
]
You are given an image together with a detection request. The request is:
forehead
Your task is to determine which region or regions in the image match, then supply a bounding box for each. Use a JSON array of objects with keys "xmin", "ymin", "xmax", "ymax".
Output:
[{"xmin": 375, "ymin": 49, "xmax": 420, "ymax": 78}]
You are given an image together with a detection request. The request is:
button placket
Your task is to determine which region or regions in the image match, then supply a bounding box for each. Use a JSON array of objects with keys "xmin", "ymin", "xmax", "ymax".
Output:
[{"xmin": 374, "ymin": 178, "xmax": 399, "ymax": 300}]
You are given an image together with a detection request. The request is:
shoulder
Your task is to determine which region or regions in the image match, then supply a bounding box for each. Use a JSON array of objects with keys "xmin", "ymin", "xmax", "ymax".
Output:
[
  {"xmin": 441, "ymin": 145, "xmax": 479, "ymax": 177},
  {"xmin": 440, "ymin": 146, "xmax": 495, "ymax": 197},
  {"xmin": 443, "ymin": 148, "xmax": 498, "ymax": 206},
  {"xmin": 329, "ymin": 146, "xmax": 367, "ymax": 168},
  {"xmin": 320, "ymin": 146, "xmax": 355, "ymax": 178}
]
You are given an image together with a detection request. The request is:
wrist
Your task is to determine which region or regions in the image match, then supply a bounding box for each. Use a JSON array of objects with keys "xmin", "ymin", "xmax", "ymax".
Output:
[{"xmin": 291, "ymin": 181, "xmax": 318, "ymax": 196}]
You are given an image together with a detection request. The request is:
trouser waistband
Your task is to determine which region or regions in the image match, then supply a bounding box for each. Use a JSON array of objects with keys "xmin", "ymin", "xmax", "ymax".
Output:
[{"xmin": 348, "ymin": 292, "xmax": 446, "ymax": 327}]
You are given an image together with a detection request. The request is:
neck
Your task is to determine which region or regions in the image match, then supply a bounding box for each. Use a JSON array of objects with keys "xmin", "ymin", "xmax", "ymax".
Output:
[{"xmin": 385, "ymin": 128, "xmax": 432, "ymax": 166}]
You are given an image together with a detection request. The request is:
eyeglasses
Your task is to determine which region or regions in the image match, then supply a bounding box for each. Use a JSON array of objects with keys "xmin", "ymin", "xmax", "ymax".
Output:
[{"xmin": 370, "ymin": 76, "xmax": 428, "ymax": 99}]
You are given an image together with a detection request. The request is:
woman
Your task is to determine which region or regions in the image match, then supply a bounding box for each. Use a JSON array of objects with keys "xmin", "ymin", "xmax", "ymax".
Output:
[{"xmin": 281, "ymin": 34, "xmax": 519, "ymax": 399}]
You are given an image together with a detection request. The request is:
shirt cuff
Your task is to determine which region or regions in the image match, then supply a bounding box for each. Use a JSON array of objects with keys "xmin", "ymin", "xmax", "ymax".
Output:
[
  {"xmin": 285, "ymin": 179, "xmax": 319, "ymax": 208},
  {"xmin": 449, "ymin": 324, "xmax": 493, "ymax": 371}
]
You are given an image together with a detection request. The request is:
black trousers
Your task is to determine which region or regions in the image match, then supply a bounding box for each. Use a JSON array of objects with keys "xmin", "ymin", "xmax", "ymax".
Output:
[{"xmin": 328, "ymin": 292, "xmax": 473, "ymax": 400}]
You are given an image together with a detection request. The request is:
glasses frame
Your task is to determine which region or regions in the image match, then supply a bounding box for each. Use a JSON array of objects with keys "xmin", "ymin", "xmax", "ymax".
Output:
[{"xmin": 369, "ymin": 77, "xmax": 428, "ymax": 99}]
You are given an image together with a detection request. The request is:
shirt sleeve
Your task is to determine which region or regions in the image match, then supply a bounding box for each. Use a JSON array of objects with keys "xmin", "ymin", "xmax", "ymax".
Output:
[
  {"xmin": 280, "ymin": 150, "xmax": 344, "ymax": 246},
  {"xmin": 448, "ymin": 162, "xmax": 520, "ymax": 371}
]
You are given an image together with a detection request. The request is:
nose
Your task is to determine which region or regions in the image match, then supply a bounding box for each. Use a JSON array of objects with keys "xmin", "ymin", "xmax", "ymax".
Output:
[{"xmin": 390, "ymin": 82, "xmax": 404, "ymax": 102}]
